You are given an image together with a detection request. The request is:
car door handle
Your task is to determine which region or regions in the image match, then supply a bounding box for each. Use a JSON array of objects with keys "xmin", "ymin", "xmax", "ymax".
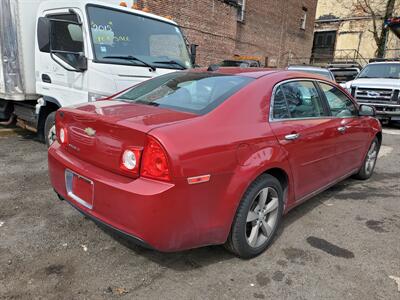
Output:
[
  {"xmin": 285, "ymin": 133, "xmax": 300, "ymax": 140},
  {"xmin": 337, "ymin": 126, "xmax": 347, "ymax": 133}
]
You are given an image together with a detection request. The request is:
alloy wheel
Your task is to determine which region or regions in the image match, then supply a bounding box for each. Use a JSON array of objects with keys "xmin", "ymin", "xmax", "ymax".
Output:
[
  {"xmin": 245, "ymin": 187, "xmax": 279, "ymax": 248},
  {"xmin": 365, "ymin": 141, "xmax": 378, "ymax": 175}
]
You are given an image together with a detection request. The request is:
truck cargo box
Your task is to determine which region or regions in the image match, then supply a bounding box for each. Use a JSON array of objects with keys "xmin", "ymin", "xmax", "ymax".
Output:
[{"xmin": 0, "ymin": 0, "xmax": 43, "ymax": 101}]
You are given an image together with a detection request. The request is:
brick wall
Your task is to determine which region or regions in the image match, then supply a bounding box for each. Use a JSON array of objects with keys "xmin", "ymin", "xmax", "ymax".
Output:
[{"xmin": 133, "ymin": 0, "xmax": 318, "ymax": 67}]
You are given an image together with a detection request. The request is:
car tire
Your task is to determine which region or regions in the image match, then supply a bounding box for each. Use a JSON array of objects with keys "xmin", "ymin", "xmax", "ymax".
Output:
[
  {"xmin": 44, "ymin": 111, "xmax": 57, "ymax": 148},
  {"xmin": 225, "ymin": 174, "xmax": 284, "ymax": 259},
  {"xmin": 354, "ymin": 137, "xmax": 380, "ymax": 180}
]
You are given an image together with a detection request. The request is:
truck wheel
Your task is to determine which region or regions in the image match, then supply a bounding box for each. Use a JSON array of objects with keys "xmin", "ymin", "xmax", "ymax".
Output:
[
  {"xmin": 388, "ymin": 119, "xmax": 400, "ymax": 128},
  {"xmin": 44, "ymin": 112, "xmax": 57, "ymax": 147}
]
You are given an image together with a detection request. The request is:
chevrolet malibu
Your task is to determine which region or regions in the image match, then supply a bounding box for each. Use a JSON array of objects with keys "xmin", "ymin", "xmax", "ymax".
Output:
[{"xmin": 48, "ymin": 68, "xmax": 382, "ymax": 258}]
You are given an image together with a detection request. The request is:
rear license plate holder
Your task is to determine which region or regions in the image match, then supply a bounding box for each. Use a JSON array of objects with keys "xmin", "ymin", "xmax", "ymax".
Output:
[{"xmin": 65, "ymin": 169, "xmax": 94, "ymax": 209}]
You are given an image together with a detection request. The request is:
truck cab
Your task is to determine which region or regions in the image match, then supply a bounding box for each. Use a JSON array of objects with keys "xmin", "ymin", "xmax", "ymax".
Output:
[
  {"xmin": 343, "ymin": 60, "xmax": 400, "ymax": 123},
  {"xmin": 0, "ymin": 0, "xmax": 194, "ymax": 145}
]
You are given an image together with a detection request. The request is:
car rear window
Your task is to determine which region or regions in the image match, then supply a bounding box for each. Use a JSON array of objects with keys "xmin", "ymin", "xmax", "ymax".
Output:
[{"xmin": 116, "ymin": 72, "xmax": 254, "ymax": 114}]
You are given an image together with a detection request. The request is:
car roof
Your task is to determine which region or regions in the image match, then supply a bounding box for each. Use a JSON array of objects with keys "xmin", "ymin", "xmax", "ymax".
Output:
[
  {"xmin": 191, "ymin": 68, "xmax": 335, "ymax": 81},
  {"xmin": 367, "ymin": 61, "xmax": 400, "ymax": 65},
  {"xmin": 288, "ymin": 65, "xmax": 330, "ymax": 72}
]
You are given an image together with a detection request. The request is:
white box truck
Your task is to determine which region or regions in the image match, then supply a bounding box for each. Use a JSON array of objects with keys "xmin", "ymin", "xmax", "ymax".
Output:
[{"xmin": 0, "ymin": 0, "xmax": 196, "ymax": 145}]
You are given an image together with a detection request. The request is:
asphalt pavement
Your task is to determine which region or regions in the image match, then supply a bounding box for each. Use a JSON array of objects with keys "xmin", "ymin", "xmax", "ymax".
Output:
[{"xmin": 0, "ymin": 125, "xmax": 399, "ymax": 299}]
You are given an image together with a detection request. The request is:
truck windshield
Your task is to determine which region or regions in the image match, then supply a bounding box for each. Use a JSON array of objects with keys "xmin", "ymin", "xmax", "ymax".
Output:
[
  {"xmin": 358, "ymin": 63, "xmax": 400, "ymax": 79},
  {"xmin": 115, "ymin": 72, "xmax": 254, "ymax": 114},
  {"xmin": 87, "ymin": 5, "xmax": 192, "ymax": 69}
]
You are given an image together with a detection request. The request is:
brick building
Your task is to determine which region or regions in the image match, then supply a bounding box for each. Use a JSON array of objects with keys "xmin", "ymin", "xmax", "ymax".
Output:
[{"xmin": 131, "ymin": 0, "xmax": 318, "ymax": 67}]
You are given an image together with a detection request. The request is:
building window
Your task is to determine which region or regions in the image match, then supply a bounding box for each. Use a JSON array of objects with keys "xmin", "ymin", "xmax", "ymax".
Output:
[
  {"xmin": 237, "ymin": 0, "xmax": 246, "ymax": 22},
  {"xmin": 300, "ymin": 7, "xmax": 307, "ymax": 30}
]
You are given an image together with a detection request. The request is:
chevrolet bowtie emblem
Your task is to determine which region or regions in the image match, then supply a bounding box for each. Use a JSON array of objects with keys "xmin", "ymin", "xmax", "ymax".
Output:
[{"xmin": 84, "ymin": 127, "xmax": 96, "ymax": 136}]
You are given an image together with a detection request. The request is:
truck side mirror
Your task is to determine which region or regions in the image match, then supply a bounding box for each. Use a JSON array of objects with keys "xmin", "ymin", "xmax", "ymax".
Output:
[
  {"xmin": 37, "ymin": 17, "xmax": 51, "ymax": 53},
  {"xmin": 190, "ymin": 44, "xmax": 198, "ymax": 66},
  {"xmin": 76, "ymin": 53, "xmax": 88, "ymax": 71}
]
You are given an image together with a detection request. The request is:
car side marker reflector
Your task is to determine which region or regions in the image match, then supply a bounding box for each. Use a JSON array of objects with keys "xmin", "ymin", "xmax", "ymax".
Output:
[{"xmin": 187, "ymin": 175, "xmax": 211, "ymax": 185}]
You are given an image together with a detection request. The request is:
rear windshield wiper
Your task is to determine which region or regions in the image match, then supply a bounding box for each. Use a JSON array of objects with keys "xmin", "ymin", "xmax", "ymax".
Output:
[
  {"xmin": 103, "ymin": 55, "xmax": 156, "ymax": 71},
  {"xmin": 153, "ymin": 60, "xmax": 187, "ymax": 70}
]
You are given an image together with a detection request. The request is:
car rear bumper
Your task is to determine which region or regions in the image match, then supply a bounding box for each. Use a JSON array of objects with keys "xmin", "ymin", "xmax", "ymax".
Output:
[
  {"xmin": 58, "ymin": 193, "xmax": 154, "ymax": 250},
  {"xmin": 48, "ymin": 142, "xmax": 231, "ymax": 252}
]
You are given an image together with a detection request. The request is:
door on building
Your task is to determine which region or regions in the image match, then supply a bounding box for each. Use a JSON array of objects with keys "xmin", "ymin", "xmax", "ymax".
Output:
[{"xmin": 311, "ymin": 31, "xmax": 337, "ymax": 64}]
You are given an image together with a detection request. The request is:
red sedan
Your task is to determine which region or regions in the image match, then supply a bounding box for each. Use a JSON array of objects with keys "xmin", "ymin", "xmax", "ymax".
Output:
[{"xmin": 48, "ymin": 68, "xmax": 381, "ymax": 258}]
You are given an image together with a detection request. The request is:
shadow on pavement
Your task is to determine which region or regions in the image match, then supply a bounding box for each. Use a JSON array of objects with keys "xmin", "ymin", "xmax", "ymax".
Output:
[
  {"xmin": 0, "ymin": 124, "xmax": 39, "ymax": 141},
  {"xmin": 95, "ymin": 177, "xmax": 365, "ymax": 270},
  {"xmin": 97, "ymin": 223, "xmax": 237, "ymax": 271}
]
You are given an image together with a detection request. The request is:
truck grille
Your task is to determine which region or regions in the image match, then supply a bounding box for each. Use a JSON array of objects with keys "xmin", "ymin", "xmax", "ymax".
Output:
[{"xmin": 355, "ymin": 88, "xmax": 394, "ymax": 103}]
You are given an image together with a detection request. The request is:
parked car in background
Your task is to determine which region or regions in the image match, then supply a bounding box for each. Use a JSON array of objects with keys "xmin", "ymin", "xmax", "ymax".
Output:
[
  {"xmin": 220, "ymin": 59, "xmax": 261, "ymax": 68},
  {"xmin": 342, "ymin": 60, "xmax": 400, "ymax": 123},
  {"xmin": 328, "ymin": 62, "xmax": 361, "ymax": 83},
  {"xmin": 48, "ymin": 68, "xmax": 381, "ymax": 258},
  {"xmin": 287, "ymin": 65, "xmax": 336, "ymax": 81}
]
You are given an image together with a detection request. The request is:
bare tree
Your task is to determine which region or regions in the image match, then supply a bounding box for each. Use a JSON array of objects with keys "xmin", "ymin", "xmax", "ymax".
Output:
[{"xmin": 356, "ymin": 0, "xmax": 397, "ymax": 57}]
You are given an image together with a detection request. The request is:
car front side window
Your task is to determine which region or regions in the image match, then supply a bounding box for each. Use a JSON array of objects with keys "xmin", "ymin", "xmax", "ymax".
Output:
[{"xmin": 319, "ymin": 83, "xmax": 357, "ymax": 117}]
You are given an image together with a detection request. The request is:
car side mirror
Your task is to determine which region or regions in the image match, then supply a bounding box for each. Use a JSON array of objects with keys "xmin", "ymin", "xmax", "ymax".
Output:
[{"xmin": 359, "ymin": 104, "xmax": 376, "ymax": 117}]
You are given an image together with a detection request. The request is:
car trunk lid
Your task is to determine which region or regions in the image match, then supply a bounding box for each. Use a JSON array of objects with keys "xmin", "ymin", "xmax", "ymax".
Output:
[{"xmin": 57, "ymin": 100, "xmax": 196, "ymax": 177}]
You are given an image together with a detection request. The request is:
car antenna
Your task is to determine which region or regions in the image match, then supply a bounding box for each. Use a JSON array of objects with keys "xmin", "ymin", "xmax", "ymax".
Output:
[{"xmin": 207, "ymin": 64, "xmax": 219, "ymax": 72}]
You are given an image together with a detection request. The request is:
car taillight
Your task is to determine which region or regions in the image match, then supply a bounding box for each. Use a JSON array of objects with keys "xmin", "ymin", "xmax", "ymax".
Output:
[
  {"xmin": 120, "ymin": 147, "xmax": 142, "ymax": 175},
  {"xmin": 141, "ymin": 136, "xmax": 171, "ymax": 181}
]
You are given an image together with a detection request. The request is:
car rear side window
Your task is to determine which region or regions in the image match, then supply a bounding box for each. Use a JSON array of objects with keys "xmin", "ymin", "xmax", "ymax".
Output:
[
  {"xmin": 272, "ymin": 86, "xmax": 290, "ymax": 119},
  {"xmin": 116, "ymin": 72, "xmax": 254, "ymax": 115},
  {"xmin": 272, "ymin": 81, "xmax": 327, "ymax": 120},
  {"xmin": 319, "ymin": 83, "xmax": 357, "ymax": 117}
]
